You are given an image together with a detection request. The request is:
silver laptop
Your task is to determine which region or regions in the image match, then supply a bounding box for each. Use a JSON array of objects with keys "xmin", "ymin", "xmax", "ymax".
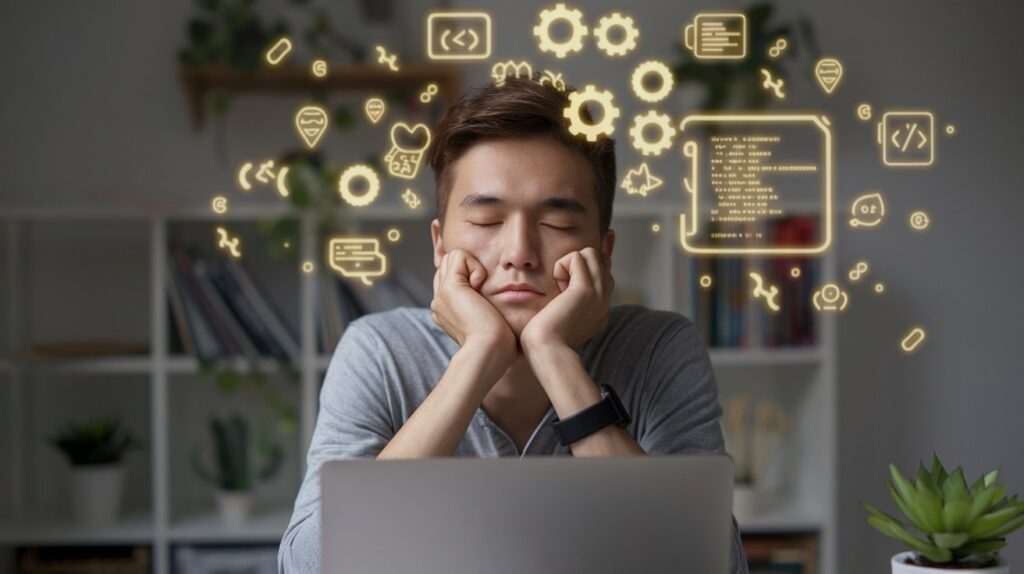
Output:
[{"xmin": 322, "ymin": 455, "xmax": 734, "ymax": 574}]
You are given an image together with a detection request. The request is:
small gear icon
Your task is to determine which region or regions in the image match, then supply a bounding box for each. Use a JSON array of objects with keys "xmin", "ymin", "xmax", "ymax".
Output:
[
  {"xmin": 564, "ymin": 85, "xmax": 620, "ymax": 142},
  {"xmin": 533, "ymin": 3, "xmax": 588, "ymax": 59},
  {"xmin": 631, "ymin": 60, "xmax": 674, "ymax": 103},
  {"xmin": 338, "ymin": 164, "xmax": 381, "ymax": 207},
  {"xmin": 629, "ymin": 111, "xmax": 675, "ymax": 157},
  {"xmin": 593, "ymin": 12, "xmax": 639, "ymax": 57}
]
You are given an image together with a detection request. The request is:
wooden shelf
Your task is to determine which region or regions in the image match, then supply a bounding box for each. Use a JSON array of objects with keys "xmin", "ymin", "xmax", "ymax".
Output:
[{"xmin": 179, "ymin": 64, "xmax": 462, "ymax": 129}]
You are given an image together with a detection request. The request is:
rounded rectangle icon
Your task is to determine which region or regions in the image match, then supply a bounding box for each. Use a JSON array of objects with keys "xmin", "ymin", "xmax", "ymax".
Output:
[
  {"xmin": 328, "ymin": 238, "xmax": 388, "ymax": 286},
  {"xmin": 684, "ymin": 13, "xmax": 747, "ymax": 60},
  {"xmin": 427, "ymin": 12, "xmax": 492, "ymax": 60},
  {"xmin": 678, "ymin": 114, "xmax": 834, "ymax": 256}
]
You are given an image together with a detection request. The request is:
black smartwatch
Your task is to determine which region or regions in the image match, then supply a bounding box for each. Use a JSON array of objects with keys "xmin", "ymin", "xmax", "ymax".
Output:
[{"xmin": 551, "ymin": 384, "xmax": 631, "ymax": 446}]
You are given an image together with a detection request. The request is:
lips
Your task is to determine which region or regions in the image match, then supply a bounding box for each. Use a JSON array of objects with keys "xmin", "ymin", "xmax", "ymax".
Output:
[{"xmin": 492, "ymin": 283, "xmax": 545, "ymax": 303}]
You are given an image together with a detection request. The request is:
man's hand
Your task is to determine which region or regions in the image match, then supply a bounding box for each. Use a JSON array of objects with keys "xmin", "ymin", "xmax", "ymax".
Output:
[
  {"xmin": 431, "ymin": 249, "xmax": 518, "ymax": 370},
  {"xmin": 520, "ymin": 247, "xmax": 614, "ymax": 353}
]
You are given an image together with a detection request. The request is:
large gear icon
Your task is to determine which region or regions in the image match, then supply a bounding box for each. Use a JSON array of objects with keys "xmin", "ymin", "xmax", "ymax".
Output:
[
  {"xmin": 564, "ymin": 85, "xmax": 620, "ymax": 142},
  {"xmin": 629, "ymin": 111, "xmax": 675, "ymax": 157},
  {"xmin": 533, "ymin": 4, "xmax": 588, "ymax": 59},
  {"xmin": 338, "ymin": 164, "xmax": 381, "ymax": 207},
  {"xmin": 631, "ymin": 60, "xmax": 674, "ymax": 103},
  {"xmin": 593, "ymin": 12, "xmax": 639, "ymax": 57}
]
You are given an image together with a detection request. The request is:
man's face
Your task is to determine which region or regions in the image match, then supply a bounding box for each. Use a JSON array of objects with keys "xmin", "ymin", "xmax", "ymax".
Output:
[{"xmin": 431, "ymin": 137, "xmax": 615, "ymax": 337}]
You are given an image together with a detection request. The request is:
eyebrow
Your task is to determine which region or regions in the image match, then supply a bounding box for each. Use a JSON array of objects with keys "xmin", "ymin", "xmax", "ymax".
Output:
[{"xmin": 458, "ymin": 193, "xmax": 587, "ymax": 214}]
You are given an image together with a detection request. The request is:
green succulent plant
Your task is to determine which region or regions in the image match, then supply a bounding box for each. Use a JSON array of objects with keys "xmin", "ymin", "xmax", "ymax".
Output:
[
  {"xmin": 50, "ymin": 417, "xmax": 141, "ymax": 466},
  {"xmin": 191, "ymin": 414, "xmax": 284, "ymax": 491},
  {"xmin": 863, "ymin": 454, "xmax": 1024, "ymax": 568}
]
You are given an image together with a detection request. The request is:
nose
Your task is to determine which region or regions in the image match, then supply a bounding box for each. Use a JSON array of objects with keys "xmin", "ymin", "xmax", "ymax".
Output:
[{"xmin": 498, "ymin": 215, "xmax": 540, "ymax": 272}]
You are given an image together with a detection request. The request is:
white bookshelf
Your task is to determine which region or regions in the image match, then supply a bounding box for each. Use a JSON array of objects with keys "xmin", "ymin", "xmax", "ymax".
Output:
[{"xmin": 0, "ymin": 201, "xmax": 838, "ymax": 574}]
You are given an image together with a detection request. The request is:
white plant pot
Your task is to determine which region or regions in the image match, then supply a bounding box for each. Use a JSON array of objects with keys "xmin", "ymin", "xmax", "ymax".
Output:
[
  {"xmin": 732, "ymin": 483, "xmax": 757, "ymax": 523},
  {"xmin": 68, "ymin": 463, "xmax": 124, "ymax": 526},
  {"xmin": 216, "ymin": 490, "xmax": 253, "ymax": 528},
  {"xmin": 891, "ymin": 551, "xmax": 1010, "ymax": 573}
]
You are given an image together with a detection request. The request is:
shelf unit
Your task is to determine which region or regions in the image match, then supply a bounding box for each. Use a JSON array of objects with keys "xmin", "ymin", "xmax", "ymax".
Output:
[{"xmin": 0, "ymin": 201, "xmax": 838, "ymax": 574}]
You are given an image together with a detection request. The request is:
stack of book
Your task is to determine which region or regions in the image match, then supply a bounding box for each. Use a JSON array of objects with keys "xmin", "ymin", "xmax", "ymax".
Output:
[
  {"xmin": 316, "ymin": 269, "xmax": 432, "ymax": 353},
  {"xmin": 166, "ymin": 245, "xmax": 300, "ymax": 362},
  {"xmin": 689, "ymin": 217, "xmax": 818, "ymax": 349}
]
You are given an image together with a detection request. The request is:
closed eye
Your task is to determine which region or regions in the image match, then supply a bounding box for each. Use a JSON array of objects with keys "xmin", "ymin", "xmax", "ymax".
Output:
[
  {"xmin": 542, "ymin": 223, "xmax": 577, "ymax": 231},
  {"xmin": 469, "ymin": 221, "xmax": 501, "ymax": 227}
]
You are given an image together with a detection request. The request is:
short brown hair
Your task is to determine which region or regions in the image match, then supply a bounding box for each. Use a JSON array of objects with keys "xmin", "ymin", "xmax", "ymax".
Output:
[{"xmin": 427, "ymin": 77, "xmax": 616, "ymax": 234}]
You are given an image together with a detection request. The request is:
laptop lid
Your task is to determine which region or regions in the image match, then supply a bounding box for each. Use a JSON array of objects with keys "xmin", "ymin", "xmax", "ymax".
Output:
[{"xmin": 322, "ymin": 455, "xmax": 734, "ymax": 574}]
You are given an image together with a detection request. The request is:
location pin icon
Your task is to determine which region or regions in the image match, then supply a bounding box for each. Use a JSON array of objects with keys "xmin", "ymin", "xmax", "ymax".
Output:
[
  {"xmin": 815, "ymin": 58, "xmax": 843, "ymax": 95},
  {"xmin": 295, "ymin": 105, "xmax": 329, "ymax": 149},
  {"xmin": 364, "ymin": 98, "xmax": 386, "ymax": 124}
]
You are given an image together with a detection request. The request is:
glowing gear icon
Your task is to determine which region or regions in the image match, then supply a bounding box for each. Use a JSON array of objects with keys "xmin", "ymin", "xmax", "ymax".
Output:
[
  {"xmin": 533, "ymin": 4, "xmax": 588, "ymax": 59},
  {"xmin": 338, "ymin": 164, "xmax": 381, "ymax": 207},
  {"xmin": 564, "ymin": 85, "xmax": 620, "ymax": 142},
  {"xmin": 629, "ymin": 111, "xmax": 675, "ymax": 157},
  {"xmin": 630, "ymin": 60, "xmax": 674, "ymax": 103},
  {"xmin": 593, "ymin": 12, "xmax": 639, "ymax": 57}
]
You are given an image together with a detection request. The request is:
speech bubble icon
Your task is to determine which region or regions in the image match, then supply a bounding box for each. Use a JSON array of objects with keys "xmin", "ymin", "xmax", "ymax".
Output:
[
  {"xmin": 295, "ymin": 106, "xmax": 328, "ymax": 149},
  {"xmin": 364, "ymin": 98, "xmax": 386, "ymax": 124}
]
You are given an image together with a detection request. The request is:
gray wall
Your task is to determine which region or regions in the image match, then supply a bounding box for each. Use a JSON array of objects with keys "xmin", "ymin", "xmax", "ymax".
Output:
[{"xmin": 2, "ymin": 1, "xmax": 1023, "ymax": 572}]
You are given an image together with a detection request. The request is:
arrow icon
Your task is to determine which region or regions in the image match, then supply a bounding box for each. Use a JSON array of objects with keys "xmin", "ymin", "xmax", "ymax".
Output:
[{"xmin": 428, "ymin": 13, "xmax": 492, "ymax": 60}]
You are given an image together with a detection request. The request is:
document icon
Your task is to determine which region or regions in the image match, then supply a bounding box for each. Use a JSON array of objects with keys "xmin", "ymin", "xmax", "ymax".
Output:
[
  {"xmin": 678, "ymin": 114, "xmax": 834, "ymax": 256},
  {"xmin": 684, "ymin": 13, "xmax": 747, "ymax": 60}
]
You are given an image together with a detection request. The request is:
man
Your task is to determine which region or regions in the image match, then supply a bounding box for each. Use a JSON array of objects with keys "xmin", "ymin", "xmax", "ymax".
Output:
[{"xmin": 278, "ymin": 78, "xmax": 749, "ymax": 573}]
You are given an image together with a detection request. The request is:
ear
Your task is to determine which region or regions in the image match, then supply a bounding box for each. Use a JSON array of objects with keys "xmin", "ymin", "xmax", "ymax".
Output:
[
  {"xmin": 601, "ymin": 228, "xmax": 616, "ymax": 271},
  {"xmin": 431, "ymin": 219, "xmax": 445, "ymax": 268}
]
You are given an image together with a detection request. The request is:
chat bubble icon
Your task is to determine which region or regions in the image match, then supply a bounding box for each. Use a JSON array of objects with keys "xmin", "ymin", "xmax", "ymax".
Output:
[{"xmin": 328, "ymin": 237, "xmax": 387, "ymax": 286}]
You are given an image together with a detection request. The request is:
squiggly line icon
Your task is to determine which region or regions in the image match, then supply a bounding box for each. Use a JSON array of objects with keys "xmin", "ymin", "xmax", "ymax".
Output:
[
  {"xmin": 375, "ymin": 45, "xmax": 399, "ymax": 72},
  {"xmin": 750, "ymin": 272, "xmax": 781, "ymax": 312},
  {"xmin": 760, "ymin": 68, "xmax": 785, "ymax": 99},
  {"xmin": 216, "ymin": 227, "xmax": 241, "ymax": 258}
]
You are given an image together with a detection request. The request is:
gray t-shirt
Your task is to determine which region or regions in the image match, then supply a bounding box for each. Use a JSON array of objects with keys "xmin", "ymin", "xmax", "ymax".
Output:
[{"xmin": 278, "ymin": 305, "xmax": 749, "ymax": 573}]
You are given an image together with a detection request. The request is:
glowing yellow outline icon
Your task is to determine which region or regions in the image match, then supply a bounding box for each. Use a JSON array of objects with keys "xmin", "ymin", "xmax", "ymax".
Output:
[
  {"xmin": 265, "ymin": 37, "xmax": 292, "ymax": 66},
  {"xmin": 539, "ymin": 70, "xmax": 567, "ymax": 92},
  {"xmin": 760, "ymin": 68, "xmax": 785, "ymax": 99},
  {"xmin": 384, "ymin": 123, "xmax": 431, "ymax": 180},
  {"xmin": 534, "ymin": 4, "xmax": 588, "ymax": 59},
  {"xmin": 750, "ymin": 272, "xmax": 781, "ymax": 312},
  {"xmin": 237, "ymin": 160, "xmax": 290, "ymax": 197},
  {"xmin": 427, "ymin": 12, "xmax": 492, "ymax": 60},
  {"xmin": 849, "ymin": 192, "xmax": 885, "ymax": 228},
  {"xmin": 900, "ymin": 327, "xmax": 926, "ymax": 353},
  {"xmin": 216, "ymin": 227, "xmax": 241, "ymax": 259},
  {"xmin": 813, "ymin": 283, "xmax": 848, "ymax": 312},
  {"xmin": 295, "ymin": 106, "xmax": 329, "ymax": 149},
  {"xmin": 328, "ymin": 237, "xmax": 387, "ymax": 286},
  {"xmin": 631, "ymin": 61, "xmax": 673, "ymax": 103},
  {"xmin": 491, "ymin": 60, "xmax": 533, "ymax": 87},
  {"xmin": 677, "ymin": 114, "xmax": 833, "ymax": 256},
  {"xmin": 311, "ymin": 60, "xmax": 328, "ymax": 78},
  {"xmin": 364, "ymin": 98, "xmax": 386, "ymax": 124},
  {"xmin": 629, "ymin": 111, "xmax": 675, "ymax": 156},
  {"xmin": 878, "ymin": 111, "xmax": 935, "ymax": 167},
  {"xmin": 909, "ymin": 211, "xmax": 930, "ymax": 231},
  {"xmin": 401, "ymin": 188, "xmax": 422, "ymax": 210},
  {"xmin": 621, "ymin": 163, "xmax": 662, "ymax": 197},
  {"xmin": 375, "ymin": 45, "xmax": 399, "ymax": 72},
  {"xmin": 211, "ymin": 196, "xmax": 228, "ymax": 215},
  {"xmin": 848, "ymin": 261, "xmax": 868, "ymax": 282},
  {"xmin": 338, "ymin": 164, "xmax": 381, "ymax": 207},
  {"xmin": 814, "ymin": 58, "xmax": 843, "ymax": 94},
  {"xmin": 684, "ymin": 13, "xmax": 747, "ymax": 60},
  {"xmin": 594, "ymin": 12, "xmax": 639, "ymax": 57},
  {"xmin": 564, "ymin": 85, "xmax": 620, "ymax": 142}
]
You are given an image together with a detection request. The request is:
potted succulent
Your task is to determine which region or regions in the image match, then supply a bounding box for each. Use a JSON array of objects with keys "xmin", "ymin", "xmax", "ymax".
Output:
[
  {"xmin": 49, "ymin": 417, "xmax": 141, "ymax": 525},
  {"xmin": 864, "ymin": 454, "xmax": 1024, "ymax": 573},
  {"xmin": 191, "ymin": 414, "xmax": 283, "ymax": 527}
]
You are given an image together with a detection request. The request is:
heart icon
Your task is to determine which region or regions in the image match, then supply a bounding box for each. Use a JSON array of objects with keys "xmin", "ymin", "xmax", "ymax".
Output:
[{"xmin": 389, "ymin": 122, "xmax": 432, "ymax": 152}]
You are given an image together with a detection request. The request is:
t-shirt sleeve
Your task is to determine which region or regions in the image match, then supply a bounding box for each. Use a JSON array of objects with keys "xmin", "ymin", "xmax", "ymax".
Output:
[
  {"xmin": 277, "ymin": 319, "xmax": 395, "ymax": 574},
  {"xmin": 636, "ymin": 315, "xmax": 750, "ymax": 574}
]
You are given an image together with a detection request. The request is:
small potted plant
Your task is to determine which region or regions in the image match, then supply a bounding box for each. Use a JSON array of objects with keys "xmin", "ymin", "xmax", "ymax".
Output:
[
  {"xmin": 864, "ymin": 454, "xmax": 1024, "ymax": 573},
  {"xmin": 50, "ymin": 416, "xmax": 141, "ymax": 525},
  {"xmin": 191, "ymin": 414, "xmax": 283, "ymax": 527}
]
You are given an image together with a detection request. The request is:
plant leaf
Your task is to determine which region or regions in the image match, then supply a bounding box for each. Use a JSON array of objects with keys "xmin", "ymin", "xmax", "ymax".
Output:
[
  {"xmin": 867, "ymin": 516, "xmax": 951, "ymax": 563},
  {"xmin": 931, "ymin": 531, "xmax": 969, "ymax": 550},
  {"xmin": 943, "ymin": 499, "xmax": 971, "ymax": 533}
]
